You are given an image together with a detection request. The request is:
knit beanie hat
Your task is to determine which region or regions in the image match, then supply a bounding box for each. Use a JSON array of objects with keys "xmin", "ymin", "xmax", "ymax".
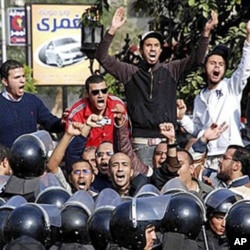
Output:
[{"xmin": 204, "ymin": 44, "xmax": 229, "ymax": 68}]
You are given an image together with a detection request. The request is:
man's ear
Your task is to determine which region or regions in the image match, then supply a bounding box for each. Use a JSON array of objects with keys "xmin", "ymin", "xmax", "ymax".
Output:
[
  {"xmin": 91, "ymin": 173, "xmax": 95, "ymax": 183},
  {"xmin": 2, "ymin": 78, "xmax": 8, "ymax": 87},
  {"xmin": 189, "ymin": 164, "xmax": 195, "ymax": 175},
  {"xmin": 233, "ymin": 161, "xmax": 241, "ymax": 172},
  {"xmin": 2, "ymin": 157, "xmax": 9, "ymax": 168},
  {"xmin": 107, "ymin": 165, "xmax": 111, "ymax": 178},
  {"xmin": 130, "ymin": 168, "xmax": 134, "ymax": 178},
  {"xmin": 68, "ymin": 175, "xmax": 72, "ymax": 184}
]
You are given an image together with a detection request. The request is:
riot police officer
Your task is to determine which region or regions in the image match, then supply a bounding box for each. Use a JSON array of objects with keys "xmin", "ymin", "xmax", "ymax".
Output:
[
  {"xmin": 0, "ymin": 132, "xmax": 52, "ymax": 201},
  {"xmin": 225, "ymin": 199, "xmax": 250, "ymax": 250},
  {"xmin": 197, "ymin": 188, "xmax": 243, "ymax": 250},
  {"xmin": 110, "ymin": 195, "xmax": 169, "ymax": 249}
]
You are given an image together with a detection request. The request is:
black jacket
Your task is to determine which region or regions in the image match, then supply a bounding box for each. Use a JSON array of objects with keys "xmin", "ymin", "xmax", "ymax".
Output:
[
  {"xmin": 96, "ymin": 32, "xmax": 209, "ymax": 138},
  {"xmin": 196, "ymin": 224, "xmax": 229, "ymax": 250}
]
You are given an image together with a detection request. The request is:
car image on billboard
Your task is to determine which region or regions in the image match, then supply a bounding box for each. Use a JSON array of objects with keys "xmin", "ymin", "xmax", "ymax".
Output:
[{"xmin": 44, "ymin": 37, "xmax": 86, "ymax": 67}]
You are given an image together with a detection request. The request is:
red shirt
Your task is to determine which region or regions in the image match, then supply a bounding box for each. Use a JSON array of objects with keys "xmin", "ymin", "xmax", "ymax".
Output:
[{"xmin": 67, "ymin": 95, "xmax": 127, "ymax": 147}]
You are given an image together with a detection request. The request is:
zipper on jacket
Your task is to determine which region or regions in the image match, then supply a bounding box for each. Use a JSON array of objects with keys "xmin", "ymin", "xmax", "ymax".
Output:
[{"xmin": 149, "ymin": 69, "xmax": 154, "ymax": 99}]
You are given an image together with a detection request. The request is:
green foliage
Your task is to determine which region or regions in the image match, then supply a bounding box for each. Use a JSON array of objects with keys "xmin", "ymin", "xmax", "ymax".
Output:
[
  {"xmin": 104, "ymin": 73, "xmax": 124, "ymax": 100},
  {"xmin": 131, "ymin": 0, "xmax": 250, "ymax": 110},
  {"xmin": 23, "ymin": 65, "xmax": 37, "ymax": 93}
]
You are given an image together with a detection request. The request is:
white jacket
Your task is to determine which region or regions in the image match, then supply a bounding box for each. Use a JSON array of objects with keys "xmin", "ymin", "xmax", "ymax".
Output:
[{"xmin": 180, "ymin": 41, "xmax": 250, "ymax": 156}]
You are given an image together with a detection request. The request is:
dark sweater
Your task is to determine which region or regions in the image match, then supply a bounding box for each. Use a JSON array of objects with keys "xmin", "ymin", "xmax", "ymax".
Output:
[{"xmin": 0, "ymin": 93, "xmax": 63, "ymax": 148}]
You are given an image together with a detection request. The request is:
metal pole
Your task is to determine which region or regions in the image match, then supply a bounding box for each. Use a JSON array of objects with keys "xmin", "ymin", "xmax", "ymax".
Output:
[
  {"xmin": 1, "ymin": 0, "xmax": 7, "ymax": 62},
  {"xmin": 62, "ymin": 86, "xmax": 68, "ymax": 111},
  {"xmin": 25, "ymin": 4, "xmax": 32, "ymax": 66}
]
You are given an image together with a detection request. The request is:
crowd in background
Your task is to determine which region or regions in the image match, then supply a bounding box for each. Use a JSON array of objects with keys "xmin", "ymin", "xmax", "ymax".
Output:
[{"xmin": 0, "ymin": 6, "xmax": 250, "ymax": 250}]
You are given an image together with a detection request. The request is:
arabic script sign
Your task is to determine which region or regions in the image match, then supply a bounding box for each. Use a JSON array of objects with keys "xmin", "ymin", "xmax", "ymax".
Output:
[
  {"xmin": 28, "ymin": 4, "xmax": 97, "ymax": 86},
  {"xmin": 8, "ymin": 8, "xmax": 26, "ymax": 46}
]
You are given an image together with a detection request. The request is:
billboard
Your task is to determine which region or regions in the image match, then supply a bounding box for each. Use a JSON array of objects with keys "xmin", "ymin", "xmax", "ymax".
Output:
[
  {"xmin": 27, "ymin": 4, "xmax": 98, "ymax": 86},
  {"xmin": 8, "ymin": 8, "xmax": 26, "ymax": 46}
]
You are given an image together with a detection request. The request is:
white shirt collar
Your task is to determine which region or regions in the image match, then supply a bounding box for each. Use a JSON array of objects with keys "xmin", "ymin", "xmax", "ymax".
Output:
[{"xmin": 2, "ymin": 90, "xmax": 23, "ymax": 102}]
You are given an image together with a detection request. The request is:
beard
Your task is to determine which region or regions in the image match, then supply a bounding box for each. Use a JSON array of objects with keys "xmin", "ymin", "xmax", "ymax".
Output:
[{"xmin": 216, "ymin": 171, "xmax": 230, "ymax": 183}]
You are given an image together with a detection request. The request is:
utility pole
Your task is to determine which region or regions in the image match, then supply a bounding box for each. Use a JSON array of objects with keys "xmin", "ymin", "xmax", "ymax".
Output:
[{"xmin": 1, "ymin": 0, "xmax": 7, "ymax": 62}]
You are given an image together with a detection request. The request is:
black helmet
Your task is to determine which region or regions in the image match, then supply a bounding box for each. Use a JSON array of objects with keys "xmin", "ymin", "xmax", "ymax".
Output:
[
  {"xmin": 0, "ymin": 209, "xmax": 12, "ymax": 247},
  {"xmin": 35, "ymin": 186, "xmax": 71, "ymax": 209},
  {"xmin": 59, "ymin": 190, "xmax": 94, "ymax": 244},
  {"xmin": 204, "ymin": 188, "xmax": 243, "ymax": 218},
  {"xmin": 4, "ymin": 203, "xmax": 50, "ymax": 244},
  {"xmin": 59, "ymin": 205, "xmax": 90, "ymax": 244},
  {"xmin": 9, "ymin": 135, "xmax": 47, "ymax": 178},
  {"xmin": 110, "ymin": 195, "xmax": 170, "ymax": 249},
  {"xmin": 160, "ymin": 177, "xmax": 188, "ymax": 195},
  {"xmin": 0, "ymin": 195, "xmax": 27, "ymax": 246},
  {"xmin": 135, "ymin": 184, "xmax": 160, "ymax": 197},
  {"xmin": 162, "ymin": 191, "xmax": 205, "ymax": 239},
  {"xmin": 0, "ymin": 198, "xmax": 5, "ymax": 207},
  {"xmin": 34, "ymin": 172, "xmax": 67, "ymax": 198},
  {"xmin": 3, "ymin": 235, "xmax": 46, "ymax": 250},
  {"xmin": 225, "ymin": 200, "xmax": 250, "ymax": 247},
  {"xmin": 88, "ymin": 188, "xmax": 123, "ymax": 250}
]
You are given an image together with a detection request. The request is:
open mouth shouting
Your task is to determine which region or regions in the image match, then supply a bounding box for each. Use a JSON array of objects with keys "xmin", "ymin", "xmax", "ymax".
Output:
[
  {"xmin": 100, "ymin": 162, "xmax": 109, "ymax": 174},
  {"xmin": 97, "ymin": 98, "xmax": 106, "ymax": 109},
  {"xmin": 115, "ymin": 173, "xmax": 125, "ymax": 183},
  {"xmin": 148, "ymin": 53, "xmax": 157, "ymax": 64},
  {"xmin": 77, "ymin": 180, "xmax": 87, "ymax": 190}
]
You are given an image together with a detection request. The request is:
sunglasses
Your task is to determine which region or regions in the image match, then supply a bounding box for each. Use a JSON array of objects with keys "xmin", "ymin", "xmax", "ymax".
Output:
[
  {"xmin": 91, "ymin": 88, "xmax": 108, "ymax": 96},
  {"xmin": 96, "ymin": 151, "xmax": 114, "ymax": 158},
  {"xmin": 154, "ymin": 151, "xmax": 167, "ymax": 156},
  {"xmin": 72, "ymin": 169, "xmax": 92, "ymax": 175}
]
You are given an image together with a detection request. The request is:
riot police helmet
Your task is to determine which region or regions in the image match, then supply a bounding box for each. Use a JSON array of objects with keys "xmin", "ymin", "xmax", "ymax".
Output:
[
  {"xmin": 162, "ymin": 191, "xmax": 205, "ymax": 239},
  {"xmin": 110, "ymin": 194, "xmax": 170, "ymax": 249},
  {"xmin": 58, "ymin": 190, "xmax": 94, "ymax": 244},
  {"xmin": 35, "ymin": 186, "xmax": 71, "ymax": 209},
  {"xmin": 88, "ymin": 188, "xmax": 123, "ymax": 250},
  {"xmin": 204, "ymin": 188, "xmax": 243, "ymax": 218},
  {"xmin": 225, "ymin": 199, "xmax": 250, "ymax": 246},
  {"xmin": 4, "ymin": 203, "xmax": 51, "ymax": 244},
  {"xmin": 9, "ymin": 134, "xmax": 47, "ymax": 178}
]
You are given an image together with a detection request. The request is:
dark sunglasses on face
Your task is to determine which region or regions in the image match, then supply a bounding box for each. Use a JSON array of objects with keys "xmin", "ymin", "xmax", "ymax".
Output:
[
  {"xmin": 72, "ymin": 169, "xmax": 92, "ymax": 175},
  {"xmin": 91, "ymin": 88, "xmax": 108, "ymax": 96},
  {"xmin": 154, "ymin": 151, "xmax": 167, "ymax": 156},
  {"xmin": 96, "ymin": 151, "xmax": 114, "ymax": 158}
]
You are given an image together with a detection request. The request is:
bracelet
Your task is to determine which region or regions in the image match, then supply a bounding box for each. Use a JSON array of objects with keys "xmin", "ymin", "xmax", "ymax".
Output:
[
  {"xmin": 114, "ymin": 115, "xmax": 127, "ymax": 128},
  {"xmin": 81, "ymin": 123, "xmax": 91, "ymax": 137},
  {"xmin": 168, "ymin": 143, "xmax": 178, "ymax": 148}
]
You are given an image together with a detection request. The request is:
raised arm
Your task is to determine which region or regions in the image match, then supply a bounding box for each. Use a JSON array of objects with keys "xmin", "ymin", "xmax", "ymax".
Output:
[
  {"xmin": 47, "ymin": 115, "xmax": 103, "ymax": 173},
  {"xmin": 247, "ymin": 20, "xmax": 250, "ymax": 43},
  {"xmin": 47, "ymin": 123, "xmax": 83, "ymax": 174},
  {"xmin": 108, "ymin": 6, "xmax": 127, "ymax": 36},
  {"xmin": 202, "ymin": 10, "xmax": 218, "ymax": 37},
  {"xmin": 191, "ymin": 122, "xmax": 228, "ymax": 154},
  {"xmin": 113, "ymin": 104, "xmax": 150, "ymax": 176},
  {"xmin": 95, "ymin": 7, "xmax": 137, "ymax": 84}
]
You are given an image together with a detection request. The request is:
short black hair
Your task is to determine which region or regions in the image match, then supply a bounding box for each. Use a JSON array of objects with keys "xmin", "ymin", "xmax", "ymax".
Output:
[
  {"xmin": 0, "ymin": 144, "xmax": 9, "ymax": 162},
  {"xmin": 228, "ymin": 144, "xmax": 250, "ymax": 176},
  {"xmin": 85, "ymin": 74, "xmax": 105, "ymax": 92},
  {"xmin": 177, "ymin": 148, "xmax": 194, "ymax": 165},
  {"xmin": 0, "ymin": 59, "xmax": 23, "ymax": 79}
]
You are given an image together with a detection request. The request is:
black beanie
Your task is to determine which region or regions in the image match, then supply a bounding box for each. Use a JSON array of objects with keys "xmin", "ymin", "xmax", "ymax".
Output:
[{"xmin": 204, "ymin": 44, "xmax": 229, "ymax": 68}]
